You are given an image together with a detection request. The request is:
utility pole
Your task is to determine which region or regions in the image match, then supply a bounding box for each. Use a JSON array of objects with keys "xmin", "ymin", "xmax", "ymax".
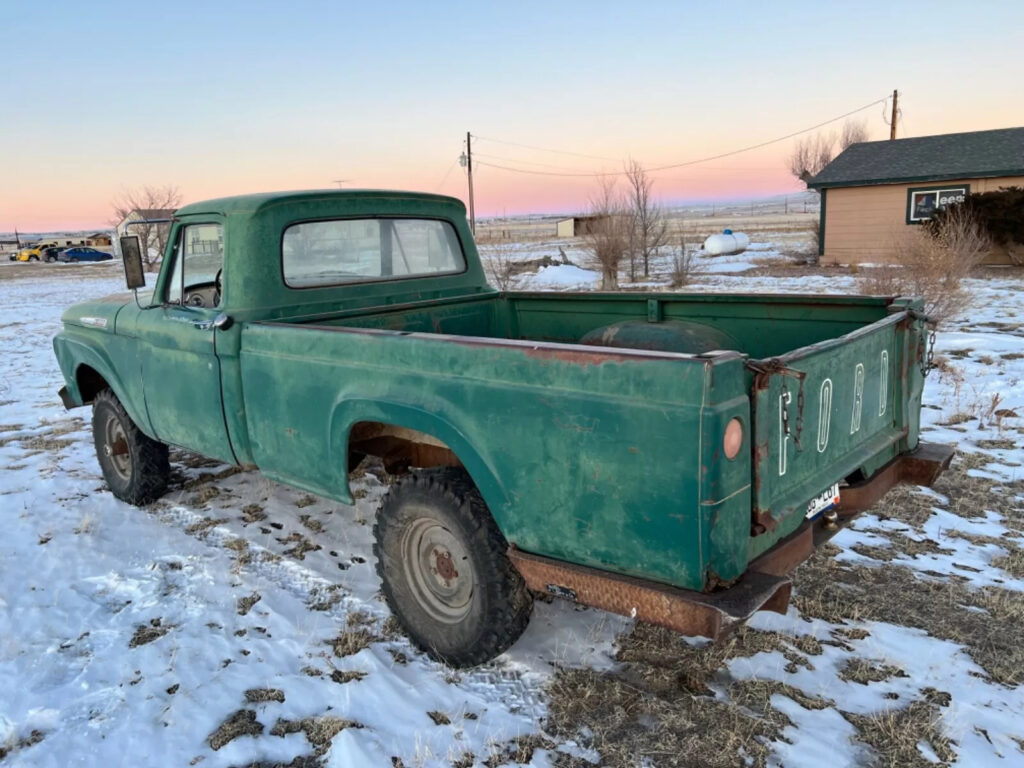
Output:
[
  {"xmin": 890, "ymin": 90, "xmax": 899, "ymax": 140},
  {"xmin": 461, "ymin": 131, "xmax": 476, "ymax": 235}
]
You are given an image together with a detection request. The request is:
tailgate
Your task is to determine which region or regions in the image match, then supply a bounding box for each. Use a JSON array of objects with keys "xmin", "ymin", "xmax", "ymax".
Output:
[{"xmin": 750, "ymin": 310, "xmax": 918, "ymax": 532}]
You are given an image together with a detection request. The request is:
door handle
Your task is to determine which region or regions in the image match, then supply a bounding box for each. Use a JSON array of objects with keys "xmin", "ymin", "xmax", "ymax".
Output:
[
  {"xmin": 212, "ymin": 313, "xmax": 233, "ymax": 330},
  {"xmin": 193, "ymin": 313, "xmax": 234, "ymax": 331}
]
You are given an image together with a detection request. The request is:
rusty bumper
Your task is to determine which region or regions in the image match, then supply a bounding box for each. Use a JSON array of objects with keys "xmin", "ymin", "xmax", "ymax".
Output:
[{"xmin": 510, "ymin": 440, "xmax": 954, "ymax": 641}]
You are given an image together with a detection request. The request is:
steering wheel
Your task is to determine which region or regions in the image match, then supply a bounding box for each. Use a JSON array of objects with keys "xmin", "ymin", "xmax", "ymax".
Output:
[{"xmin": 214, "ymin": 269, "xmax": 223, "ymax": 307}]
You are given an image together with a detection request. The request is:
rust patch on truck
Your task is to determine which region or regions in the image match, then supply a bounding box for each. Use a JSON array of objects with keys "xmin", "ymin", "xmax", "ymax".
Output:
[{"xmin": 508, "ymin": 547, "xmax": 791, "ymax": 641}]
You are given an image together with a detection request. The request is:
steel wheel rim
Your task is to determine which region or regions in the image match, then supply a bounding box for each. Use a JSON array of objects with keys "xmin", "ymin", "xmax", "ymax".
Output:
[
  {"xmin": 400, "ymin": 510, "xmax": 474, "ymax": 624},
  {"xmin": 104, "ymin": 414, "xmax": 131, "ymax": 482}
]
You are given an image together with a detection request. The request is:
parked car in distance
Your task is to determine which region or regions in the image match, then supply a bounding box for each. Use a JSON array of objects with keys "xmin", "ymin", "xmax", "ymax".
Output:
[
  {"xmin": 13, "ymin": 243, "xmax": 55, "ymax": 261},
  {"xmin": 59, "ymin": 247, "xmax": 113, "ymax": 263},
  {"xmin": 42, "ymin": 247, "xmax": 64, "ymax": 263}
]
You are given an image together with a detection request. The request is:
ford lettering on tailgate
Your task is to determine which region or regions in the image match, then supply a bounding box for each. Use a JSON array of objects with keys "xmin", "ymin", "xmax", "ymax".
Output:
[{"xmin": 752, "ymin": 313, "xmax": 909, "ymax": 530}]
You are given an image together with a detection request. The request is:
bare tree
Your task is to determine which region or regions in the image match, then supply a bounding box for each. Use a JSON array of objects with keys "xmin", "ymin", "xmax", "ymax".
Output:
[
  {"xmin": 624, "ymin": 159, "xmax": 669, "ymax": 280},
  {"xmin": 110, "ymin": 185, "xmax": 182, "ymax": 270},
  {"xmin": 583, "ymin": 177, "xmax": 629, "ymax": 290},
  {"xmin": 788, "ymin": 132, "xmax": 835, "ymax": 186},
  {"xmin": 788, "ymin": 120, "xmax": 871, "ymax": 186},
  {"xmin": 839, "ymin": 119, "xmax": 869, "ymax": 150}
]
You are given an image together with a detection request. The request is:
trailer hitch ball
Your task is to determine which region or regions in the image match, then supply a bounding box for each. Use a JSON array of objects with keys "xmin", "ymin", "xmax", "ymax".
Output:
[{"xmin": 822, "ymin": 509, "xmax": 839, "ymax": 530}]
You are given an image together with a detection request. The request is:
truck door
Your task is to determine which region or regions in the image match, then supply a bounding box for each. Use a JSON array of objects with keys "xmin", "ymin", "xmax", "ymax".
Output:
[{"xmin": 135, "ymin": 220, "xmax": 236, "ymax": 464}]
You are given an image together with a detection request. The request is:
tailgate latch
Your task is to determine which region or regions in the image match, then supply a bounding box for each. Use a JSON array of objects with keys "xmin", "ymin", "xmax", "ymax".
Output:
[{"xmin": 747, "ymin": 358, "xmax": 808, "ymax": 450}]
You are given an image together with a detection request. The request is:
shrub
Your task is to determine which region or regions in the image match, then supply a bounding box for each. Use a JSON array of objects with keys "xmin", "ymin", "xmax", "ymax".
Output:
[
  {"xmin": 929, "ymin": 186, "xmax": 1024, "ymax": 265},
  {"xmin": 862, "ymin": 206, "xmax": 990, "ymax": 326}
]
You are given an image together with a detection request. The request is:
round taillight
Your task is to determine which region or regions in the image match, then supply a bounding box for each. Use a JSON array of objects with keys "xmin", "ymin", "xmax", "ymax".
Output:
[{"xmin": 724, "ymin": 418, "xmax": 743, "ymax": 460}]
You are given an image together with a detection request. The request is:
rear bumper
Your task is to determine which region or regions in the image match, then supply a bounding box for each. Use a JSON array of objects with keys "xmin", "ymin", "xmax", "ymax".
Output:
[{"xmin": 510, "ymin": 440, "xmax": 954, "ymax": 641}]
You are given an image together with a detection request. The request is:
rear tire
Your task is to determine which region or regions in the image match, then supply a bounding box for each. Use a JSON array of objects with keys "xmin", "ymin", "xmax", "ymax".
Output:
[
  {"xmin": 373, "ymin": 468, "xmax": 533, "ymax": 667},
  {"xmin": 92, "ymin": 389, "xmax": 169, "ymax": 505}
]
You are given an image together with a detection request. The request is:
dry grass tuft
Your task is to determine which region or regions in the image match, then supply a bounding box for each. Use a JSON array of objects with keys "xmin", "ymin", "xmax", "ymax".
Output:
[
  {"xmin": 184, "ymin": 516, "xmax": 228, "ymax": 537},
  {"xmin": 129, "ymin": 618, "xmax": 169, "ymax": 648},
  {"xmin": 328, "ymin": 628, "xmax": 379, "ymax": 658},
  {"xmin": 270, "ymin": 715, "xmax": 361, "ymax": 754},
  {"xmin": 844, "ymin": 699, "xmax": 955, "ymax": 767},
  {"xmin": 838, "ymin": 658, "xmax": 909, "ymax": 685},
  {"xmin": 792, "ymin": 553, "xmax": 1024, "ymax": 686},
  {"xmin": 991, "ymin": 548, "xmax": 1024, "ymax": 578},
  {"xmin": 330, "ymin": 669, "xmax": 366, "ymax": 684},
  {"xmin": 208, "ymin": 709, "xmax": 263, "ymax": 750},
  {"xmin": 237, "ymin": 592, "xmax": 261, "ymax": 616},
  {"xmin": 276, "ymin": 531, "xmax": 322, "ymax": 560},
  {"xmin": 540, "ymin": 622, "xmax": 835, "ymax": 767},
  {"xmin": 546, "ymin": 665, "xmax": 779, "ymax": 768},
  {"xmin": 244, "ymin": 688, "xmax": 285, "ymax": 703},
  {"xmin": 483, "ymin": 733, "xmax": 557, "ymax": 767}
]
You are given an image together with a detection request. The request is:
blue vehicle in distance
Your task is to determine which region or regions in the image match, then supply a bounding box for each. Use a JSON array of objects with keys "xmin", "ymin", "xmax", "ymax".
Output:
[{"xmin": 59, "ymin": 247, "xmax": 114, "ymax": 263}]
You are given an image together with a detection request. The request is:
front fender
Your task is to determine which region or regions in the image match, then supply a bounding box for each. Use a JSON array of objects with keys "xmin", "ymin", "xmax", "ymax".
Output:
[
  {"xmin": 329, "ymin": 398, "xmax": 510, "ymax": 528},
  {"xmin": 53, "ymin": 330, "xmax": 153, "ymax": 437}
]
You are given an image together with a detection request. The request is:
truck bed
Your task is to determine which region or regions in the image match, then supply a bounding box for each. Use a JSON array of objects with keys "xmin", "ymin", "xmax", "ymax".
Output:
[
  {"xmin": 280, "ymin": 290, "xmax": 896, "ymax": 358},
  {"xmin": 238, "ymin": 290, "xmax": 926, "ymax": 594}
]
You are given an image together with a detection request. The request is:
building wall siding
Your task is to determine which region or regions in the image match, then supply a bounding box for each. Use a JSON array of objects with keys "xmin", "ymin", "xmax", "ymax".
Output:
[{"xmin": 821, "ymin": 175, "xmax": 1024, "ymax": 265}]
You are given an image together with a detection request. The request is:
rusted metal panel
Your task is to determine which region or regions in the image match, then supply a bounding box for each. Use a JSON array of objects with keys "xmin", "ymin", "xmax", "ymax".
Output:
[
  {"xmin": 508, "ymin": 547, "xmax": 791, "ymax": 641},
  {"xmin": 839, "ymin": 440, "xmax": 954, "ymax": 514}
]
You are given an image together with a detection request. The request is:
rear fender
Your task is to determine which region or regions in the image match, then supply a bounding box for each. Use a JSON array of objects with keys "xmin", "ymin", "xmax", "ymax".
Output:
[{"xmin": 329, "ymin": 399, "xmax": 508, "ymax": 524}]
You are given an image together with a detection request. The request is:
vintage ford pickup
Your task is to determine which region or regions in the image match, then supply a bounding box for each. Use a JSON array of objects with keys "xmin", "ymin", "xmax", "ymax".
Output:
[{"xmin": 53, "ymin": 190, "xmax": 952, "ymax": 666}]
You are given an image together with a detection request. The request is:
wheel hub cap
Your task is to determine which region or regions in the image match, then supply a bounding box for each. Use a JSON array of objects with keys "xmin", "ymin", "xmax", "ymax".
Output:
[{"xmin": 401, "ymin": 513, "xmax": 474, "ymax": 624}]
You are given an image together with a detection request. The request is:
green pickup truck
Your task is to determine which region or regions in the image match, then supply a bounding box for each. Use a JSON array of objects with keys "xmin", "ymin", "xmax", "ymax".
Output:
[{"xmin": 54, "ymin": 190, "xmax": 952, "ymax": 666}]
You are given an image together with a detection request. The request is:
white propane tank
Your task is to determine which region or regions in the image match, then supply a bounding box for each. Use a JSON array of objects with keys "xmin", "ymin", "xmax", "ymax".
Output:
[{"xmin": 702, "ymin": 230, "xmax": 750, "ymax": 256}]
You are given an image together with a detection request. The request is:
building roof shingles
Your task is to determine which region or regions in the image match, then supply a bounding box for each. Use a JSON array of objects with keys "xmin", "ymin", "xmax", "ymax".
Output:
[{"xmin": 809, "ymin": 126, "xmax": 1024, "ymax": 189}]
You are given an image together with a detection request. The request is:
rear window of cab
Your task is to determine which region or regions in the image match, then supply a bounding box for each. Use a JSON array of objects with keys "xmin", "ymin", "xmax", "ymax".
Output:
[{"xmin": 282, "ymin": 218, "xmax": 465, "ymax": 288}]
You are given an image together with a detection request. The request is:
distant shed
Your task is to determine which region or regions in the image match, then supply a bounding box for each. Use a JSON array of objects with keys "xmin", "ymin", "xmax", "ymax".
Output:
[
  {"xmin": 809, "ymin": 127, "xmax": 1024, "ymax": 265},
  {"xmin": 556, "ymin": 215, "xmax": 608, "ymax": 238}
]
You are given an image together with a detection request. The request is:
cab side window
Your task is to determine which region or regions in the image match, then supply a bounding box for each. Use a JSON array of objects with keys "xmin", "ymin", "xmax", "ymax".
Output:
[{"xmin": 165, "ymin": 223, "xmax": 224, "ymax": 308}]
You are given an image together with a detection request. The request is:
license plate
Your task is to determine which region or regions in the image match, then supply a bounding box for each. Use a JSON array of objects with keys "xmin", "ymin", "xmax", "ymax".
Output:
[{"xmin": 806, "ymin": 483, "xmax": 841, "ymax": 520}]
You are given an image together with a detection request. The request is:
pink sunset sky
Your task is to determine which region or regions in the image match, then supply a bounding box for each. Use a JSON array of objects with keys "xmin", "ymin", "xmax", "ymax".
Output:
[{"xmin": 4, "ymin": 1, "xmax": 1023, "ymax": 232}]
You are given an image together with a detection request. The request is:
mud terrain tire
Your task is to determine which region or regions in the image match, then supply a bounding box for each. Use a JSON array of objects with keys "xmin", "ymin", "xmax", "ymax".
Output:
[
  {"xmin": 373, "ymin": 468, "xmax": 532, "ymax": 667},
  {"xmin": 93, "ymin": 388, "xmax": 170, "ymax": 505}
]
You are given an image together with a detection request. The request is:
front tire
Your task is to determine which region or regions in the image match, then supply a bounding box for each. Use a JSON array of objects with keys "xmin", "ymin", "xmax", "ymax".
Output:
[
  {"xmin": 373, "ymin": 469, "xmax": 533, "ymax": 667},
  {"xmin": 92, "ymin": 389, "xmax": 169, "ymax": 505}
]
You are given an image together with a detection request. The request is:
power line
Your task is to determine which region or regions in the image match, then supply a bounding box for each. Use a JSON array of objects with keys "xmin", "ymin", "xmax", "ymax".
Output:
[
  {"xmin": 433, "ymin": 158, "xmax": 459, "ymax": 191},
  {"xmin": 471, "ymin": 134, "xmax": 621, "ymax": 162},
  {"xmin": 473, "ymin": 151, "xmax": 597, "ymax": 172},
  {"xmin": 473, "ymin": 96, "xmax": 890, "ymax": 178}
]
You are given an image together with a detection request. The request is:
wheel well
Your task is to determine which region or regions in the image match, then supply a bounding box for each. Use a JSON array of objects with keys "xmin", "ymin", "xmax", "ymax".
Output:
[
  {"xmin": 348, "ymin": 421, "xmax": 462, "ymax": 475},
  {"xmin": 76, "ymin": 365, "xmax": 109, "ymax": 404}
]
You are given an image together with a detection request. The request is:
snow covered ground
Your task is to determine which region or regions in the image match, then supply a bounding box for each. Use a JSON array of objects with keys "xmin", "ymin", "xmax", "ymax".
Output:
[{"xmin": 1, "ymin": 255, "xmax": 1022, "ymax": 767}]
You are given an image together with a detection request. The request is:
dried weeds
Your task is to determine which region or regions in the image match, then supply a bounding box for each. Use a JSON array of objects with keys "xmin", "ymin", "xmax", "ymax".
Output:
[
  {"xmin": 208, "ymin": 709, "xmax": 263, "ymax": 750},
  {"xmin": 245, "ymin": 688, "xmax": 285, "ymax": 703}
]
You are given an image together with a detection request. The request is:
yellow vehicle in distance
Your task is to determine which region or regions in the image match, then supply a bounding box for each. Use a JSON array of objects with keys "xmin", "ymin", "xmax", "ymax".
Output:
[{"xmin": 11, "ymin": 243, "xmax": 57, "ymax": 262}]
